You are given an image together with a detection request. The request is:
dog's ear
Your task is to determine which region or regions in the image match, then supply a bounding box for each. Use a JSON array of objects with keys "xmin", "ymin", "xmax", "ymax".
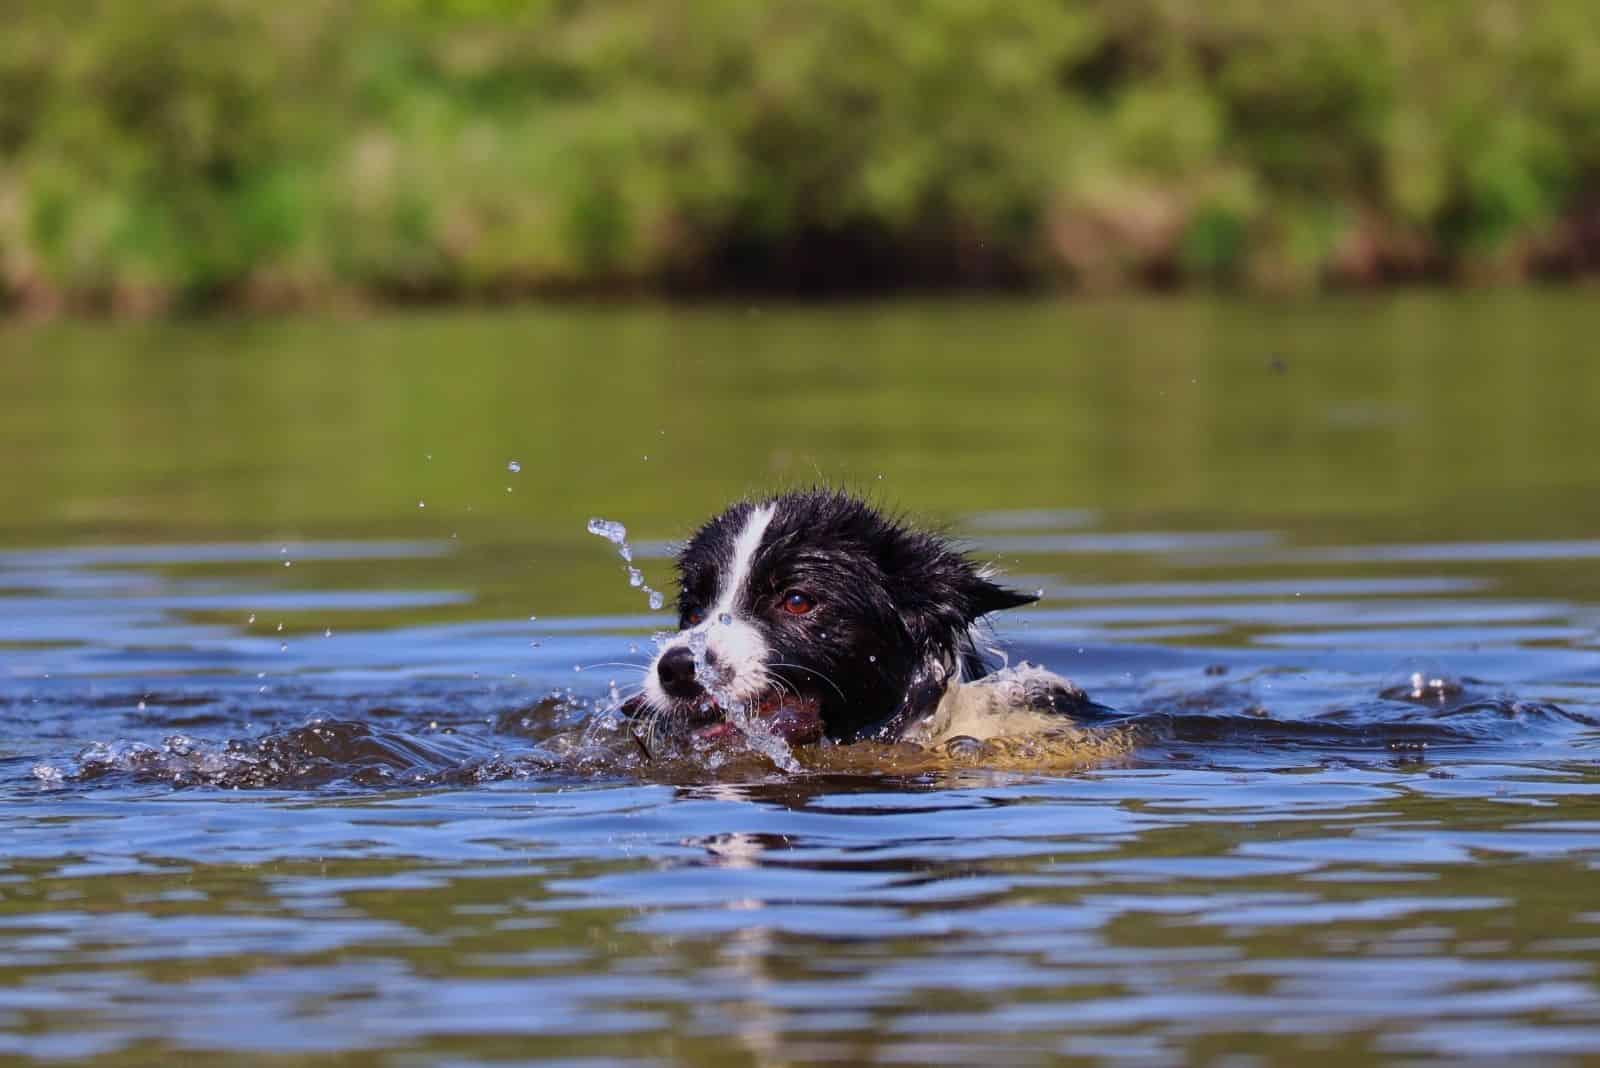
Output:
[
  {"xmin": 964, "ymin": 573, "xmax": 1037, "ymax": 621},
  {"xmin": 894, "ymin": 561, "xmax": 1035, "ymax": 659}
]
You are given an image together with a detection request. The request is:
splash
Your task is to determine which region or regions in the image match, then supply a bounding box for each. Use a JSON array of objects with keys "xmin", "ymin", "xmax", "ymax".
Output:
[
  {"xmin": 587, "ymin": 516, "xmax": 666, "ymax": 613},
  {"xmin": 725, "ymin": 702, "xmax": 802, "ymax": 773}
]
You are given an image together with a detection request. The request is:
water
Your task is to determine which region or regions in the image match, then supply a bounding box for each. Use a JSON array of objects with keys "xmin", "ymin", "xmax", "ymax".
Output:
[{"xmin": 4, "ymin": 292, "xmax": 1600, "ymax": 1065}]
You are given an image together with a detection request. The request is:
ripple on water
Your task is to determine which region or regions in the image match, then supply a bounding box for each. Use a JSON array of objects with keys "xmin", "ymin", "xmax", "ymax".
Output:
[{"xmin": 5, "ymin": 520, "xmax": 1600, "ymax": 1064}]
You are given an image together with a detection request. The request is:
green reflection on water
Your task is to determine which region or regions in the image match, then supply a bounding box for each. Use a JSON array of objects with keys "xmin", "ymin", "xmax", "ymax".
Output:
[{"xmin": 4, "ymin": 290, "xmax": 1599, "ymax": 622}]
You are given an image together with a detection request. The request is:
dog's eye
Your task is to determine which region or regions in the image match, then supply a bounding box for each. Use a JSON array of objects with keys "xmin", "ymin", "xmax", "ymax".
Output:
[
  {"xmin": 683, "ymin": 607, "xmax": 705, "ymax": 627},
  {"xmin": 781, "ymin": 590, "xmax": 817, "ymax": 616}
]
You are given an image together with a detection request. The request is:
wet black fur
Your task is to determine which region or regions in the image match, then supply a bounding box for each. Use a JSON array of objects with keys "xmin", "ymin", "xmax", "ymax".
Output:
[{"xmin": 673, "ymin": 491, "xmax": 1036, "ymax": 742}]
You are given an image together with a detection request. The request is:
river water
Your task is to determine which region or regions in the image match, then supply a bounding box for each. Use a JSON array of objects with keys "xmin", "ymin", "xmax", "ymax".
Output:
[{"xmin": 3, "ymin": 293, "xmax": 1600, "ymax": 1065}]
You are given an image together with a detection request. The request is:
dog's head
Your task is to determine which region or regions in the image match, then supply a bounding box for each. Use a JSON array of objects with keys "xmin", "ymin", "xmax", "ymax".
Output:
[{"xmin": 635, "ymin": 491, "xmax": 1036, "ymax": 743}]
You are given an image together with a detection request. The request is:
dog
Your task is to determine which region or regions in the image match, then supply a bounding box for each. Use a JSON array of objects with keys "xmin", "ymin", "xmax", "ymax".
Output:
[{"xmin": 626, "ymin": 490, "xmax": 1098, "ymax": 748}]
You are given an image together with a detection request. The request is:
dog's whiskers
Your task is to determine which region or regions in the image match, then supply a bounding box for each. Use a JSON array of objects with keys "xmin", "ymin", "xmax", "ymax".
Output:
[
  {"xmin": 764, "ymin": 672, "xmax": 800, "ymax": 701},
  {"xmin": 767, "ymin": 662, "xmax": 847, "ymax": 703}
]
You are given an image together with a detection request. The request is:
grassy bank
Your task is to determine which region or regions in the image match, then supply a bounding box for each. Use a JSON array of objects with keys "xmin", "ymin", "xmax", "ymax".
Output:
[{"xmin": 4, "ymin": 0, "xmax": 1600, "ymax": 313}]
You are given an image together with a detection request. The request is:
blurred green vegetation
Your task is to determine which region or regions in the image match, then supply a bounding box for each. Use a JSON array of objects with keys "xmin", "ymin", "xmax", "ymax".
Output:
[{"xmin": 4, "ymin": 0, "xmax": 1600, "ymax": 311}]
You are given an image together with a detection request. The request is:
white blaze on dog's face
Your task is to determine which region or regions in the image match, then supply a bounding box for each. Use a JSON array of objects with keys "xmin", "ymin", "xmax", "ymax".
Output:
[{"xmin": 643, "ymin": 502, "xmax": 776, "ymax": 711}]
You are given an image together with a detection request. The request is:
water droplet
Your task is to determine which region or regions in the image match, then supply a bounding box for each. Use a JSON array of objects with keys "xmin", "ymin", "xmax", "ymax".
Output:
[
  {"xmin": 868, "ymin": 655, "xmax": 877, "ymax": 663},
  {"xmin": 278, "ymin": 643, "xmax": 288, "ymax": 653},
  {"xmin": 247, "ymin": 613, "xmax": 256, "ymax": 624},
  {"xmin": 586, "ymin": 518, "xmax": 627, "ymax": 544},
  {"xmin": 718, "ymin": 612, "xmax": 733, "ymax": 626},
  {"xmin": 528, "ymin": 615, "xmax": 538, "ymax": 622},
  {"xmin": 1035, "ymin": 588, "xmax": 1045, "ymax": 598},
  {"xmin": 628, "ymin": 643, "xmax": 639, "ymax": 655},
  {"xmin": 276, "ymin": 622, "xmax": 284, "ymax": 632},
  {"xmin": 529, "ymin": 640, "xmax": 541, "ymax": 648},
  {"xmin": 137, "ymin": 700, "xmax": 147, "ymax": 712},
  {"xmin": 648, "ymin": 590, "xmax": 664, "ymax": 610},
  {"xmin": 279, "ymin": 546, "xmax": 287, "ymax": 555},
  {"xmin": 284, "ymin": 560, "xmax": 292, "ymax": 568},
  {"xmin": 323, "ymin": 628, "xmax": 333, "ymax": 638},
  {"xmin": 628, "ymin": 567, "xmax": 644, "ymax": 588},
  {"xmin": 425, "ymin": 453, "xmax": 433, "ymax": 461},
  {"xmin": 256, "ymin": 672, "xmax": 265, "ymax": 679},
  {"xmin": 574, "ymin": 665, "xmax": 583, "ymax": 672},
  {"xmin": 507, "ymin": 459, "xmax": 522, "ymax": 473},
  {"xmin": 418, "ymin": 500, "xmax": 426, "ymax": 509}
]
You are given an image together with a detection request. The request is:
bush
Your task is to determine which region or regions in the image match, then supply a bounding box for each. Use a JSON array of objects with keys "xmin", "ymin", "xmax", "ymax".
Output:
[{"xmin": 3, "ymin": 0, "xmax": 1599, "ymax": 310}]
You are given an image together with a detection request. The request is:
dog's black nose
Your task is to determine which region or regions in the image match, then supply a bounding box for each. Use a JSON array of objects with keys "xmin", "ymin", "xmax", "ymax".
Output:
[{"xmin": 657, "ymin": 646, "xmax": 703, "ymax": 699}]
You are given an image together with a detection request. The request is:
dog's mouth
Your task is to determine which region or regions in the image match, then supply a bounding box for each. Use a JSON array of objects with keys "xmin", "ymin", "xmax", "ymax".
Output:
[
  {"xmin": 632, "ymin": 686, "xmax": 824, "ymax": 747},
  {"xmin": 688, "ymin": 688, "xmax": 824, "ymax": 745}
]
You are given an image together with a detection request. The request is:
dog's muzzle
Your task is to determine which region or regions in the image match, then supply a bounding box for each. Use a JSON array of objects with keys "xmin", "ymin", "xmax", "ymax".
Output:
[{"xmin": 655, "ymin": 645, "xmax": 704, "ymax": 699}]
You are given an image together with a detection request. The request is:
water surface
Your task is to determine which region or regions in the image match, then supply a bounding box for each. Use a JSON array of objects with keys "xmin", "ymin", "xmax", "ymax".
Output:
[{"xmin": 3, "ymin": 292, "xmax": 1600, "ymax": 1065}]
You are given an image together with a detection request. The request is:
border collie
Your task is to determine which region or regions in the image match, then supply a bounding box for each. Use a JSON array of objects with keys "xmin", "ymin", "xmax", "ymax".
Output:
[{"xmin": 628, "ymin": 491, "xmax": 1094, "ymax": 747}]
